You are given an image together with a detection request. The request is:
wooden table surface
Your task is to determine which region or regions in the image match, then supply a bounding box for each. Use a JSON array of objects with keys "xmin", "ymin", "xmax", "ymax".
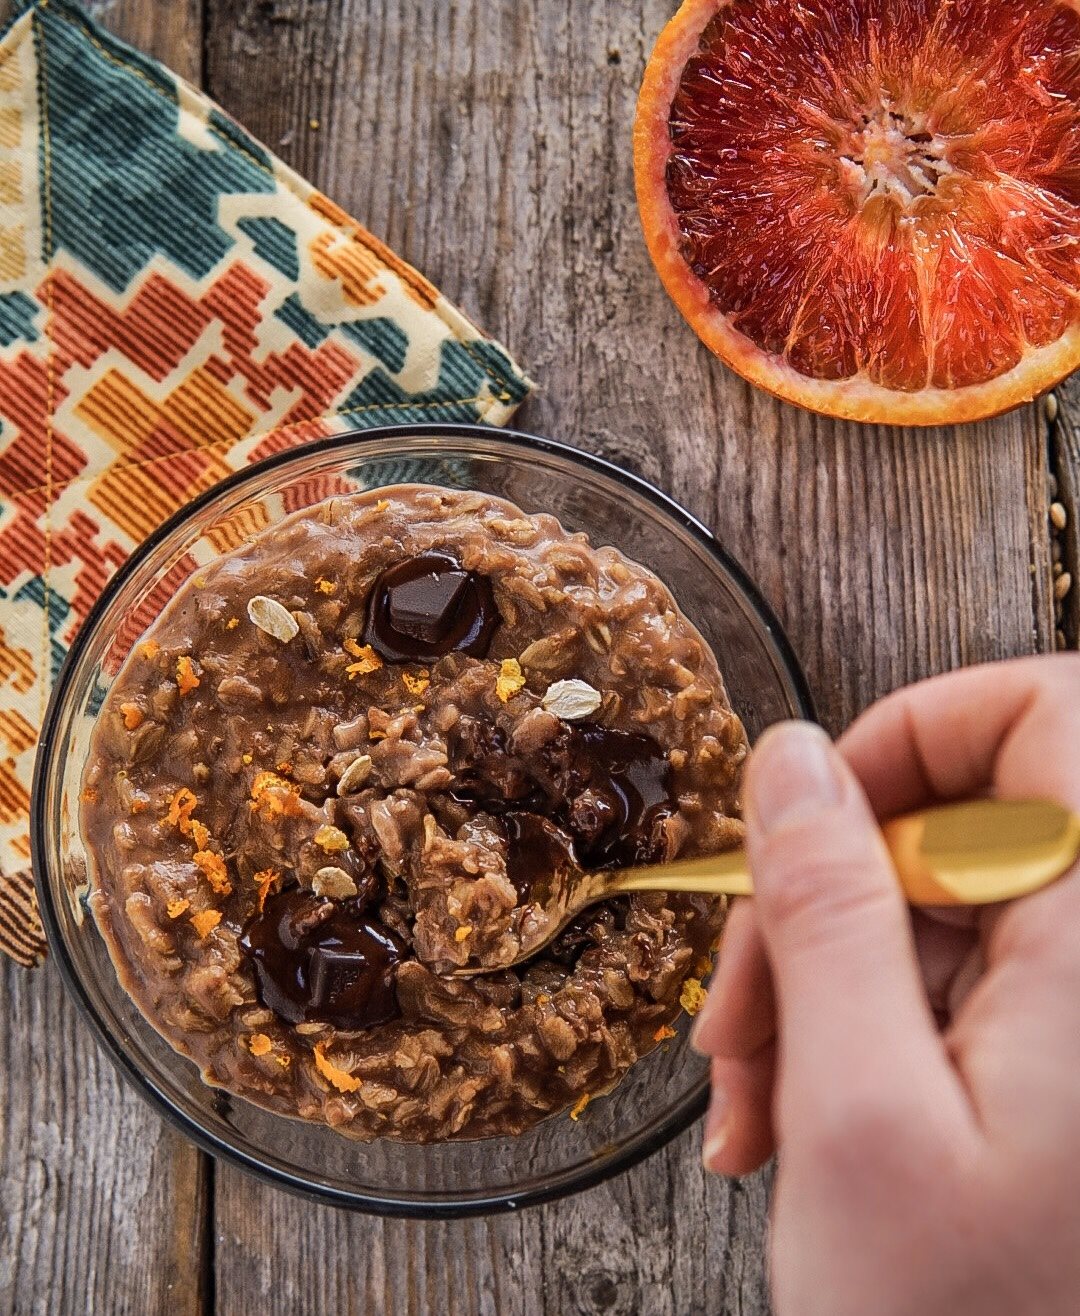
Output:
[{"xmin": 1, "ymin": 2, "xmax": 1076, "ymax": 1313}]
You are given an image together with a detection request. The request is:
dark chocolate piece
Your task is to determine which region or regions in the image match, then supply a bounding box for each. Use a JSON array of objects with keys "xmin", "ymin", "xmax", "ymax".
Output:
[
  {"xmin": 448, "ymin": 718, "xmax": 545, "ymax": 813},
  {"xmin": 240, "ymin": 888, "xmax": 404, "ymax": 1029},
  {"xmin": 388, "ymin": 568, "xmax": 469, "ymax": 642},
  {"xmin": 363, "ymin": 552, "xmax": 498, "ymax": 662}
]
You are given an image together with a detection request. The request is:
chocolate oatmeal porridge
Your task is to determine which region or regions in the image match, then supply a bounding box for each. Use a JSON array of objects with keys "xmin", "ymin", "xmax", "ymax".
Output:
[{"xmin": 81, "ymin": 486, "xmax": 748, "ymax": 1142}]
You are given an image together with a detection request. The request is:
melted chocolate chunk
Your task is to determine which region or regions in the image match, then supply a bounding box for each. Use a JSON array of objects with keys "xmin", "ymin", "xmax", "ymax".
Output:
[
  {"xmin": 363, "ymin": 552, "xmax": 498, "ymax": 662},
  {"xmin": 448, "ymin": 718, "xmax": 545, "ymax": 813},
  {"xmin": 550, "ymin": 725, "xmax": 673, "ymax": 868},
  {"xmin": 447, "ymin": 720, "xmax": 674, "ymax": 874},
  {"xmin": 547, "ymin": 902, "xmax": 618, "ymax": 967},
  {"xmin": 502, "ymin": 811, "xmax": 578, "ymax": 897},
  {"xmin": 240, "ymin": 888, "xmax": 404, "ymax": 1029}
]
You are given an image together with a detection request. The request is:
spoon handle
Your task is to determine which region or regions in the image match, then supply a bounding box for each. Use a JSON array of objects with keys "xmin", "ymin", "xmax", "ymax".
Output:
[
  {"xmin": 613, "ymin": 849, "xmax": 753, "ymax": 897},
  {"xmin": 610, "ymin": 799, "xmax": 1080, "ymax": 907}
]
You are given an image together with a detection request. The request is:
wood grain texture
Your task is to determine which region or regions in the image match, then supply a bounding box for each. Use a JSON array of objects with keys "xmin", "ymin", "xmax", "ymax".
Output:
[
  {"xmin": 2, "ymin": 0, "xmax": 1064, "ymax": 1312},
  {"xmin": 83, "ymin": 0, "xmax": 204, "ymax": 82},
  {"xmin": 0, "ymin": 5, "xmax": 209, "ymax": 1316},
  {"xmin": 0, "ymin": 959, "xmax": 209, "ymax": 1316},
  {"xmin": 200, "ymin": 3, "xmax": 1054, "ymax": 1315}
]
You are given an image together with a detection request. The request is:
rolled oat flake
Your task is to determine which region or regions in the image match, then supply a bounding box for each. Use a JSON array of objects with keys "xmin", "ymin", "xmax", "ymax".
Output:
[
  {"xmin": 336, "ymin": 754, "xmax": 373, "ymax": 796},
  {"xmin": 312, "ymin": 866, "xmax": 359, "ymax": 899}
]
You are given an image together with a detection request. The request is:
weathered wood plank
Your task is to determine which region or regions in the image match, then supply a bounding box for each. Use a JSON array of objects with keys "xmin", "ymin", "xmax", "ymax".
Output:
[
  {"xmin": 0, "ymin": 5, "xmax": 209, "ymax": 1316},
  {"xmin": 0, "ymin": 959, "xmax": 210, "ymax": 1316},
  {"xmin": 711, "ymin": 394, "xmax": 1055, "ymax": 731},
  {"xmin": 84, "ymin": 0, "xmax": 204, "ymax": 84},
  {"xmin": 202, "ymin": 2, "xmax": 1053, "ymax": 1314},
  {"xmin": 203, "ymin": 3, "xmax": 773, "ymax": 1312}
]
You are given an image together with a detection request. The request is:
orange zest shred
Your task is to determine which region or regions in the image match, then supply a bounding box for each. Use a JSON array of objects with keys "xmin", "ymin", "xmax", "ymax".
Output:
[
  {"xmin": 653, "ymin": 1024, "xmax": 677, "ymax": 1042},
  {"xmin": 252, "ymin": 770, "xmax": 292, "ymax": 795},
  {"xmin": 242, "ymin": 753, "xmax": 253, "ymax": 765},
  {"xmin": 315, "ymin": 577, "xmax": 336, "ymax": 595},
  {"xmin": 276, "ymin": 761, "xmax": 293, "ymax": 776},
  {"xmin": 189, "ymin": 909, "xmax": 222, "ymax": 938},
  {"xmin": 176, "ymin": 655, "xmax": 201, "ymax": 695},
  {"xmin": 138, "ymin": 639, "xmax": 160, "ymax": 660},
  {"xmin": 249, "ymin": 770, "xmax": 303, "ymax": 818},
  {"xmin": 167, "ymin": 791, "xmax": 228, "ymax": 893},
  {"xmin": 274, "ymin": 1053, "xmax": 291, "ymax": 1069},
  {"xmin": 130, "ymin": 798, "xmax": 148, "ymax": 815},
  {"xmin": 119, "ymin": 702, "xmax": 144, "ymax": 730},
  {"xmin": 454, "ymin": 924, "xmax": 472, "ymax": 943},
  {"xmin": 166, "ymin": 787, "xmax": 198, "ymax": 833},
  {"xmin": 253, "ymin": 868, "xmax": 277, "ymax": 912},
  {"xmin": 344, "ymin": 641, "xmax": 383, "ymax": 677},
  {"xmin": 81, "ymin": 786, "xmax": 99, "ymax": 804},
  {"xmin": 313, "ymin": 1041, "xmax": 362, "ymax": 1093},
  {"xmin": 368, "ymin": 728, "xmax": 388, "ymax": 741},
  {"xmin": 166, "ymin": 898, "xmax": 190, "ymax": 919},
  {"xmin": 495, "ymin": 658, "xmax": 526, "ymax": 702},
  {"xmin": 569, "ymin": 1094, "xmax": 590, "ymax": 1121},
  {"xmin": 248, "ymin": 1033, "xmax": 273, "ymax": 1057},
  {"xmin": 225, "ymin": 616, "xmax": 239, "ymax": 630},
  {"xmin": 193, "ymin": 849, "xmax": 232, "ymax": 896},
  {"xmin": 375, "ymin": 498, "xmax": 390, "ymax": 512},
  {"xmin": 402, "ymin": 669, "xmax": 430, "ymax": 696},
  {"xmin": 679, "ymin": 977, "xmax": 707, "ymax": 1016}
]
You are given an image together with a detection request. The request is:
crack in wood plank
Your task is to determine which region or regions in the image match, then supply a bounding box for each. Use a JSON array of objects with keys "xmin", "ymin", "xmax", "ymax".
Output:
[{"xmin": 1049, "ymin": 386, "xmax": 1080, "ymax": 649}]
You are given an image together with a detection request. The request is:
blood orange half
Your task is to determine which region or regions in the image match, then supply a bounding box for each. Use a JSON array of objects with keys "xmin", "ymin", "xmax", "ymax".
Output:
[{"xmin": 634, "ymin": 0, "xmax": 1080, "ymax": 425}]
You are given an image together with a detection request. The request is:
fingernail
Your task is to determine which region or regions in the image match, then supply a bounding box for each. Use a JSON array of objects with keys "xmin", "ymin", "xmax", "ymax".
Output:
[
  {"xmin": 750, "ymin": 722, "xmax": 843, "ymax": 834},
  {"xmin": 702, "ymin": 1081, "xmax": 730, "ymax": 1173},
  {"xmin": 689, "ymin": 1010, "xmax": 710, "ymax": 1055}
]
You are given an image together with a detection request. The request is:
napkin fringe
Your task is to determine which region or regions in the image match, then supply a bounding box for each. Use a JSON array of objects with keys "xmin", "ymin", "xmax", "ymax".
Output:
[{"xmin": 0, "ymin": 866, "xmax": 43, "ymax": 966}]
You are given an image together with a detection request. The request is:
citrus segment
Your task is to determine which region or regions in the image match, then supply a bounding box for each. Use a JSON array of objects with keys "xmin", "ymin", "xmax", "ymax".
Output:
[{"xmin": 635, "ymin": 0, "xmax": 1080, "ymax": 424}]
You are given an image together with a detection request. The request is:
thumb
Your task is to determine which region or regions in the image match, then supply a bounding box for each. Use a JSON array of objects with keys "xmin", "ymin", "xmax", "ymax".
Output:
[{"xmin": 744, "ymin": 722, "xmax": 965, "ymax": 1137}]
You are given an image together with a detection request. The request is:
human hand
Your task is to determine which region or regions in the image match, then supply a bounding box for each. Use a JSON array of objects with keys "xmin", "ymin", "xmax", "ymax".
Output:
[{"xmin": 692, "ymin": 655, "xmax": 1080, "ymax": 1316}]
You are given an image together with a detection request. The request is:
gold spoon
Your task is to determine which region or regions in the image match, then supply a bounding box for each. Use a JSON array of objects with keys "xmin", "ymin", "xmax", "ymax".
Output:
[{"xmin": 450, "ymin": 799, "xmax": 1080, "ymax": 978}]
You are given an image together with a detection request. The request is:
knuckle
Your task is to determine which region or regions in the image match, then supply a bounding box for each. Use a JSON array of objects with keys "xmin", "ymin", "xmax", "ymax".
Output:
[{"xmin": 803, "ymin": 1088, "xmax": 910, "ymax": 1170}]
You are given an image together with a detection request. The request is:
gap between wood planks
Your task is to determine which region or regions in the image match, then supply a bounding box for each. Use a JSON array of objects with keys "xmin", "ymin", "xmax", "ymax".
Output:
[{"xmin": 1048, "ymin": 386, "xmax": 1080, "ymax": 650}]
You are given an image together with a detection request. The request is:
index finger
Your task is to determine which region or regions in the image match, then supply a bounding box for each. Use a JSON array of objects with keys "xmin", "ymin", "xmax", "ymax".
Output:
[{"xmin": 838, "ymin": 654, "xmax": 1080, "ymax": 819}]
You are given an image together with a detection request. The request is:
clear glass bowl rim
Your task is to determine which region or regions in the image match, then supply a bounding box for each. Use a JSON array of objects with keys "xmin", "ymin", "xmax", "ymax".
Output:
[{"xmin": 31, "ymin": 422, "xmax": 814, "ymax": 1217}]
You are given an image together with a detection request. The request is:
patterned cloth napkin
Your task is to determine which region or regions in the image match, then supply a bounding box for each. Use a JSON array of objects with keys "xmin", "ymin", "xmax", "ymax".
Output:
[{"xmin": 0, "ymin": 0, "xmax": 532, "ymax": 965}]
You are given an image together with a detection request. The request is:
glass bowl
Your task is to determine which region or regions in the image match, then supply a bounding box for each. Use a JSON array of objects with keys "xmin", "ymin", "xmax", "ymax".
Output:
[{"xmin": 33, "ymin": 423, "xmax": 812, "ymax": 1217}]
